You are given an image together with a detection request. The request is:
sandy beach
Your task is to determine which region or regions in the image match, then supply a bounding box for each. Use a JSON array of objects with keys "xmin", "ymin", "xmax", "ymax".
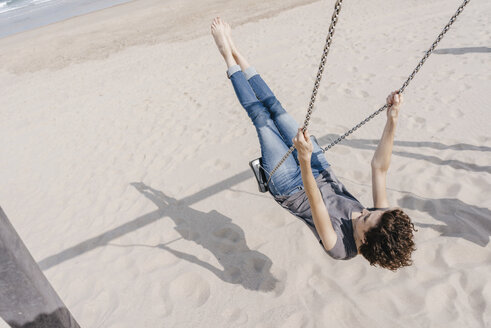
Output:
[{"xmin": 1, "ymin": 0, "xmax": 490, "ymax": 327}]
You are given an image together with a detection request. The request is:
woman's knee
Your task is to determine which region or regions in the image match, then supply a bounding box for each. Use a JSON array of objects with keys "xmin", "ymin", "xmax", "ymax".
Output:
[
  {"xmin": 246, "ymin": 103, "xmax": 271, "ymax": 126},
  {"xmin": 265, "ymin": 97, "xmax": 287, "ymax": 117},
  {"xmin": 261, "ymin": 95, "xmax": 278, "ymax": 108}
]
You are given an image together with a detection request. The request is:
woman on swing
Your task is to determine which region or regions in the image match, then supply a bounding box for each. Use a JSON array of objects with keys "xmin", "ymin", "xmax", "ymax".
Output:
[{"xmin": 211, "ymin": 17, "xmax": 417, "ymax": 271}]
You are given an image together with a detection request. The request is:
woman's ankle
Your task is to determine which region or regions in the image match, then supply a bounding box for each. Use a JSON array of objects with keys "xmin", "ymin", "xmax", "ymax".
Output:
[
  {"xmin": 224, "ymin": 53, "xmax": 237, "ymax": 68},
  {"xmin": 231, "ymin": 48, "xmax": 240, "ymax": 59},
  {"xmin": 233, "ymin": 52, "xmax": 251, "ymax": 71}
]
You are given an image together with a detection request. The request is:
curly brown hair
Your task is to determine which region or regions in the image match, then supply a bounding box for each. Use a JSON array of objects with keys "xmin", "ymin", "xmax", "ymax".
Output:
[{"xmin": 359, "ymin": 208, "xmax": 418, "ymax": 271}]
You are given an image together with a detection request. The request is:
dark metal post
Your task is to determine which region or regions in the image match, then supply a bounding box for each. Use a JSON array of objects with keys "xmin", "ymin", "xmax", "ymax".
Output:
[{"xmin": 0, "ymin": 207, "xmax": 80, "ymax": 328}]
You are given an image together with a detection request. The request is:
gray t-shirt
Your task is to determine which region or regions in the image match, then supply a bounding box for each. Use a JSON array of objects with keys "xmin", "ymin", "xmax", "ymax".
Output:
[{"xmin": 273, "ymin": 166, "xmax": 378, "ymax": 260}]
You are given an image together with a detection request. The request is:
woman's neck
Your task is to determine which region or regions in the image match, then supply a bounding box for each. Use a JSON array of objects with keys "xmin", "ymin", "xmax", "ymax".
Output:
[{"xmin": 351, "ymin": 211, "xmax": 363, "ymax": 253}]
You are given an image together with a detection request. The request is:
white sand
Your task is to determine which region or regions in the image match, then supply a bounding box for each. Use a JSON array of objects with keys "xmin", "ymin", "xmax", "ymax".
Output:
[{"xmin": 1, "ymin": 0, "xmax": 490, "ymax": 326}]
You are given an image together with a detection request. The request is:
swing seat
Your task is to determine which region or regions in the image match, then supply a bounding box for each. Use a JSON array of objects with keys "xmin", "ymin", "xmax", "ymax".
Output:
[
  {"xmin": 249, "ymin": 135, "xmax": 319, "ymax": 193},
  {"xmin": 249, "ymin": 158, "xmax": 269, "ymax": 193}
]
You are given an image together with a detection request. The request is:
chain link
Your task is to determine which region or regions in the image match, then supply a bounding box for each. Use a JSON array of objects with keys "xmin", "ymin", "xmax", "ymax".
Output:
[
  {"xmin": 265, "ymin": 0, "xmax": 344, "ymax": 185},
  {"xmin": 266, "ymin": 0, "xmax": 471, "ymax": 184}
]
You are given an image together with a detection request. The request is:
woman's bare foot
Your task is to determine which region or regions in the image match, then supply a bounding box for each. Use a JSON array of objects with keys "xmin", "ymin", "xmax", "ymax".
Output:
[
  {"xmin": 222, "ymin": 20, "xmax": 251, "ymax": 72},
  {"xmin": 223, "ymin": 21, "xmax": 238, "ymax": 55},
  {"xmin": 211, "ymin": 17, "xmax": 236, "ymax": 67}
]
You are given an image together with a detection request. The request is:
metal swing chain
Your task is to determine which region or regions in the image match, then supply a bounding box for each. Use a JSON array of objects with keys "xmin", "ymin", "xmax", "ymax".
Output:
[
  {"xmin": 320, "ymin": 0, "xmax": 471, "ymax": 153},
  {"xmin": 266, "ymin": 0, "xmax": 471, "ymax": 187},
  {"xmin": 266, "ymin": 0, "xmax": 344, "ymax": 186}
]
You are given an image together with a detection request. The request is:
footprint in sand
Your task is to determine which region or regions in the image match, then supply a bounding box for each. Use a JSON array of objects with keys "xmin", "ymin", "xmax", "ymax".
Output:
[
  {"xmin": 427, "ymin": 104, "xmax": 437, "ymax": 112},
  {"xmin": 319, "ymin": 93, "xmax": 330, "ymax": 102},
  {"xmin": 221, "ymin": 307, "xmax": 249, "ymax": 325},
  {"xmin": 360, "ymin": 73, "xmax": 375, "ymax": 83},
  {"xmin": 446, "ymin": 183, "xmax": 461, "ymax": 197},
  {"xmin": 406, "ymin": 115, "xmax": 427, "ymax": 130},
  {"xmin": 351, "ymin": 170, "xmax": 365, "ymax": 181},
  {"xmin": 441, "ymin": 93, "xmax": 459, "ymax": 103},
  {"xmin": 424, "ymin": 279, "xmax": 459, "ymax": 323},
  {"xmin": 251, "ymin": 211, "xmax": 287, "ymax": 229},
  {"xmin": 85, "ymin": 290, "xmax": 119, "ymax": 326},
  {"xmin": 167, "ymin": 271, "xmax": 211, "ymax": 308},
  {"xmin": 458, "ymin": 83, "xmax": 472, "ymax": 92},
  {"xmin": 228, "ymin": 126, "xmax": 248, "ymax": 139},
  {"xmin": 449, "ymin": 108, "xmax": 464, "ymax": 119},
  {"xmin": 200, "ymin": 158, "xmax": 232, "ymax": 172},
  {"xmin": 355, "ymin": 90, "xmax": 369, "ymax": 98},
  {"xmin": 333, "ymin": 146, "xmax": 350, "ymax": 155},
  {"xmin": 347, "ymin": 66, "xmax": 359, "ymax": 73},
  {"xmin": 311, "ymin": 116, "xmax": 326, "ymax": 126},
  {"xmin": 280, "ymin": 312, "xmax": 309, "ymax": 328},
  {"xmin": 183, "ymin": 91, "xmax": 202, "ymax": 108}
]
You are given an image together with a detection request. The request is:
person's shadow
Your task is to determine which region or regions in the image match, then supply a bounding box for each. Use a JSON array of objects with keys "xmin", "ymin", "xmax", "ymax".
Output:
[
  {"xmin": 123, "ymin": 182, "xmax": 282, "ymax": 293},
  {"xmin": 398, "ymin": 195, "xmax": 491, "ymax": 247}
]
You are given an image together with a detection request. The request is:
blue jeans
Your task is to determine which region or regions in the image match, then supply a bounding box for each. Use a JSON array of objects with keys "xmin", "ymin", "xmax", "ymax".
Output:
[{"xmin": 227, "ymin": 64, "xmax": 330, "ymax": 197}]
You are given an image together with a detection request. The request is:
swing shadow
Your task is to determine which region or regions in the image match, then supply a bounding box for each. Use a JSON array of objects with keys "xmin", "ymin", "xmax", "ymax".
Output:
[
  {"xmin": 38, "ymin": 171, "xmax": 251, "ymax": 271},
  {"xmin": 318, "ymin": 134, "xmax": 491, "ymax": 174},
  {"xmin": 434, "ymin": 46, "xmax": 491, "ymax": 55},
  {"xmin": 38, "ymin": 174, "xmax": 281, "ymax": 292},
  {"xmin": 125, "ymin": 182, "xmax": 280, "ymax": 292}
]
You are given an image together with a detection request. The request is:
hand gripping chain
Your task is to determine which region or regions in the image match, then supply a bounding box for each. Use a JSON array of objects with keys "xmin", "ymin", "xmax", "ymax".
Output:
[{"xmin": 266, "ymin": 0, "xmax": 471, "ymax": 187}]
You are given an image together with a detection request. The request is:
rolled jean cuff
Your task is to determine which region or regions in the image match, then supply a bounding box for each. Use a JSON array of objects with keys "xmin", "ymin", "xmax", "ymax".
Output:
[
  {"xmin": 227, "ymin": 64, "xmax": 241, "ymax": 78},
  {"xmin": 244, "ymin": 66, "xmax": 258, "ymax": 80}
]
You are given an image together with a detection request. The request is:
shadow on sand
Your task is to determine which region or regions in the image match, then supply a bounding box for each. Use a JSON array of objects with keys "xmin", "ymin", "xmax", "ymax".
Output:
[
  {"xmin": 38, "ymin": 176, "xmax": 280, "ymax": 292},
  {"xmin": 397, "ymin": 194, "xmax": 491, "ymax": 247},
  {"xmin": 317, "ymin": 134, "xmax": 491, "ymax": 174},
  {"xmin": 434, "ymin": 46, "xmax": 491, "ymax": 55},
  {"xmin": 122, "ymin": 182, "xmax": 281, "ymax": 292},
  {"xmin": 37, "ymin": 132, "xmax": 489, "ymax": 282}
]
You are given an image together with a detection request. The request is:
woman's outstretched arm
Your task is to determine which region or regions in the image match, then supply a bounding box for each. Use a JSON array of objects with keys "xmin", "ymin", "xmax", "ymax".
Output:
[
  {"xmin": 371, "ymin": 91, "xmax": 403, "ymax": 208},
  {"xmin": 371, "ymin": 91, "xmax": 402, "ymax": 170},
  {"xmin": 294, "ymin": 129, "xmax": 337, "ymax": 251}
]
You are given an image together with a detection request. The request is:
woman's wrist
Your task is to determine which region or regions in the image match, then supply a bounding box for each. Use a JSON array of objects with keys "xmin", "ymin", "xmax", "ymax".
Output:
[
  {"xmin": 299, "ymin": 156, "xmax": 311, "ymax": 165},
  {"xmin": 387, "ymin": 116, "xmax": 398, "ymax": 128}
]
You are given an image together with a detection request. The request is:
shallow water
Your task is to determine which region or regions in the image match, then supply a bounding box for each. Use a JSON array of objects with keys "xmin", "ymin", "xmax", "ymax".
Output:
[{"xmin": 0, "ymin": 0, "xmax": 133, "ymax": 39}]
